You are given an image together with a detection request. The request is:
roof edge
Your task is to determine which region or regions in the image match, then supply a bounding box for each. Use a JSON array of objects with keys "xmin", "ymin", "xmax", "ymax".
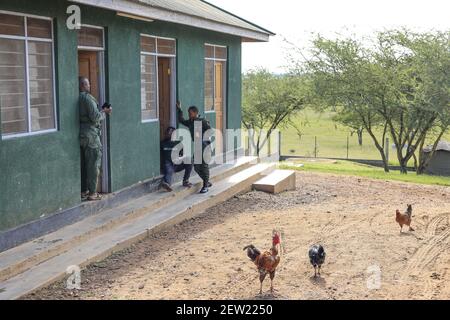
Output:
[
  {"xmin": 70, "ymin": 0, "xmax": 272, "ymax": 41},
  {"xmin": 200, "ymin": 0, "xmax": 276, "ymax": 36}
]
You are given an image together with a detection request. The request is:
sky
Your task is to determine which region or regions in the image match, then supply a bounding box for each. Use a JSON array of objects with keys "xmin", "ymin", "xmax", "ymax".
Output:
[{"xmin": 207, "ymin": 0, "xmax": 450, "ymax": 73}]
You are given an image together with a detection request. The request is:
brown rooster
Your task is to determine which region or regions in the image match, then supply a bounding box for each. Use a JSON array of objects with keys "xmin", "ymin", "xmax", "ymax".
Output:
[
  {"xmin": 396, "ymin": 204, "xmax": 414, "ymax": 233},
  {"xmin": 243, "ymin": 230, "xmax": 281, "ymax": 294}
]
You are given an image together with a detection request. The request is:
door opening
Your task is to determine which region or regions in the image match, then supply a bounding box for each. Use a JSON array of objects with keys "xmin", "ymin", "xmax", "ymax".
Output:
[
  {"xmin": 214, "ymin": 61, "xmax": 225, "ymax": 158},
  {"xmin": 158, "ymin": 57, "xmax": 172, "ymax": 142},
  {"xmin": 78, "ymin": 50, "xmax": 109, "ymax": 194}
]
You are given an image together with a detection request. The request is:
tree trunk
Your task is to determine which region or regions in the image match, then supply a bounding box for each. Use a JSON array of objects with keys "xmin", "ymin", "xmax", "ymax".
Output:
[
  {"xmin": 357, "ymin": 128, "xmax": 363, "ymax": 146},
  {"xmin": 365, "ymin": 127, "xmax": 390, "ymax": 173},
  {"xmin": 412, "ymin": 152, "xmax": 418, "ymax": 172},
  {"xmin": 399, "ymin": 160, "xmax": 408, "ymax": 174}
]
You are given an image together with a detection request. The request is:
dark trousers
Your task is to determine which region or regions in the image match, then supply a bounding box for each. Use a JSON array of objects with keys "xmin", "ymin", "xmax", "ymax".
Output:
[
  {"xmin": 80, "ymin": 146, "xmax": 102, "ymax": 194},
  {"xmin": 163, "ymin": 160, "xmax": 193, "ymax": 186},
  {"xmin": 194, "ymin": 141, "xmax": 210, "ymax": 186},
  {"xmin": 194, "ymin": 163, "xmax": 210, "ymax": 186}
]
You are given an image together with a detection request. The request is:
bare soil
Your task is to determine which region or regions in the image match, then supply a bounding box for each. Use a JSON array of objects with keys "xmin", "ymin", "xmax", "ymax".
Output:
[{"xmin": 26, "ymin": 172, "xmax": 450, "ymax": 300}]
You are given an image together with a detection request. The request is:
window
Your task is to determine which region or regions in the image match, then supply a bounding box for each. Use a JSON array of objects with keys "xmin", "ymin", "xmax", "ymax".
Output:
[
  {"xmin": 141, "ymin": 54, "xmax": 157, "ymax": 120},
  {"xmin": 77, "ymin": 26, "xmax": 104, "ymax": 49},
  {"xmin": 204, "ymin": 60, "xmax": 214, "ymax": 112},
  {"xmin": 204, "ymin": 44, "xmax": 227, "ymax": 112},
  {"xmin": 140, "ymin": 35, "xmax": 176, "ymax": 121},
  {"xmin": 0, "ymin": 12, "xmax": 56, "ymax": 137}
]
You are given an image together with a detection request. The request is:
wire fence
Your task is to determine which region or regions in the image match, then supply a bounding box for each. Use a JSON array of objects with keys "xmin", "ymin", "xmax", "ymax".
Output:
[{"xmin": 280, "ymin": 133, "xmax": 386, "ymax": 161}]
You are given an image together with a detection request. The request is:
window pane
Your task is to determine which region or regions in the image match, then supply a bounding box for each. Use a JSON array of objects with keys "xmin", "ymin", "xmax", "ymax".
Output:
[
  {"xmin": 0, "ymin": 13, "xmax": 25, "ymax": 36},
  {"xmin": 0, "ymin": 39, "xmax": 27, "ymax": 135},
  {"xmin": 141, "ymin": 36, "xmax": 156, "ymax": 53},
  {"xmin": 205, "ymin": 45, "xmax": 214, "ymax": 59},
  {"xmin": 157, "ymin": 38, "xmax": 175, "ymax": 55},
  {"xmin": 78, "ymin": 27, "xmax": 103, "ymax": 48},
  {"xmin": 204, "ymin": 60, "xmax": 214, "ymax": 112},
  {"xmin": 27, "ymin": 18, "xmax": 52, "ymax": 39},
  {"xmin": 28, "ymin": 41, "xmax": 55, "ymax": 132},
  {"xmin": 215, "ymin": 47, "xmax": 227, "ymax": 60},
  {"xmin": 141, "ymin": 55, "xmax": 157, "ymax": 120}
]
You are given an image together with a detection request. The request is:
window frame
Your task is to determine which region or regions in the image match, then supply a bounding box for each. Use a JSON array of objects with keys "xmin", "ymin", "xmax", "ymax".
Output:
[
  {"xmin": 140, "ymin": 34, "xmax": 176, "ymax": 123},
  {"xmin": 203, "ymin": 43, "xmax": 227, "ymax": 114},
  {"xmin": 77, "ymin": 24, "xmax": 105, "ymax": 51},
  {"xmin": 0, "ymin": 10, "xmax": 57, "ymax": 140}
]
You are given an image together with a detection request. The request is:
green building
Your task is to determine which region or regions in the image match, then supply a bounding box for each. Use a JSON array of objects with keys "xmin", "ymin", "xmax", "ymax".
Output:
[{"xmin": 0, "ymin": 0, "xmax": 272, "ymax": 250}]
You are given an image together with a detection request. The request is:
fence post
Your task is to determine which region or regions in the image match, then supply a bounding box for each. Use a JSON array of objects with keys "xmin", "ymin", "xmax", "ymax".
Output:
[
  {"xmin": 314, "ymin": 136, "xmax": 318, "ymax": 158},
  {"xmin": 278, "ymin": 131, "xmax": 282, "ymax": 162},
  {"xmin": 347, "ymin": 135, "xmax": 349, "ymax": 159},
  {"xmin": 385, "ymin": 137, "xmax": 390, "ymax": 163}
]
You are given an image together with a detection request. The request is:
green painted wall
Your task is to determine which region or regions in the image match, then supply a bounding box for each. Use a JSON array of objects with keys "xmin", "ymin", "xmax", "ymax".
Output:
[
  {"xmin": 0, "ymin": 0, "xmax": 80, "ymax": 231},
  {"xmin": 0, "ymin": 0, "xmax": 243, "ymax": 231}
]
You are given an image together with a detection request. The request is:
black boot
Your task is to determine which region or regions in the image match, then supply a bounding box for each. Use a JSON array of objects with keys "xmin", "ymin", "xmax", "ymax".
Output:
[{"xmin": 200, "ymin": 184, "xmax": 209, "ymax": 194}]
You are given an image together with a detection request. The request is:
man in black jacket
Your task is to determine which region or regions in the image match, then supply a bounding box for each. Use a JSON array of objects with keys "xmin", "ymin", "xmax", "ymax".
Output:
[
  {"xmin": 160, "ymin": 127, "xmax": 193, "ymax": 192},
  {"xmin": 177, "ymin": 101, "xmax": 212, "ymax": 194}
]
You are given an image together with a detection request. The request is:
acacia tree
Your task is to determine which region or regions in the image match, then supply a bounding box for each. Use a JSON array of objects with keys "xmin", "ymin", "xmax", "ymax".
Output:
[
  {"xmin": 305, "ymin": 36, "xmax": 391, "ymax": 172},
  {"xmin": 304, "ymin": 30, "xmax": 449, "ymax": 174},
  {"xmin": 401, "ymin": 31, "xmax": 450, "ymax": 174},
  {"xmin": 371, "ymin": 30, "xmax": 450, "ymax": 174},
  {"xmin": 242, "ymin": 69, "xmax": 309, "ymax": 156}
]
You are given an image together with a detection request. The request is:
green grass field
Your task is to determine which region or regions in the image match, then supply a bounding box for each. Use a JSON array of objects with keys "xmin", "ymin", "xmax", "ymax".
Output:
[
  {"xmin": 280, "ymin": 109, "xmax": 450, "ymax": 166},
  {"xmin": 280, "ymin": 159, "xmax": 450, "ymax": 187}
]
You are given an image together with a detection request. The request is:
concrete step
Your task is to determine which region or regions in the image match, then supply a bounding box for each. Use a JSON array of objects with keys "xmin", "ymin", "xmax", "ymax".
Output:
[
  {"xmin": 253, "ymin": 169, "xmax": 296, "ymax": 194},
  {"xmin": 0, "ymin": 156, "xmax": 257, "ymax": 283},
  {"xmin": 0, "ymin": 162, "xmax": 275, "ymax": 299}
]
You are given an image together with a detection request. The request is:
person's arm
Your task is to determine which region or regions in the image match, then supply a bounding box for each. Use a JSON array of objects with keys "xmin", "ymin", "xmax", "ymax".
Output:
[
  {"xmin": 203, "ymin": 119, "xmax": 212, "ymax": 132},
  {"xmin": 176, "ymin": 101, "xmax": 190, "ymax": 127},
  {"xmin": 85, "ymin": 95, "xmax": 105, "ymax": 123}
]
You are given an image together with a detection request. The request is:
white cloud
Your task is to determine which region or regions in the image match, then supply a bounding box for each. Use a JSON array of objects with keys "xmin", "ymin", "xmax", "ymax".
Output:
[{"xmin": 208, "ymin": 0, "xmax": 450, "ymax": 72}]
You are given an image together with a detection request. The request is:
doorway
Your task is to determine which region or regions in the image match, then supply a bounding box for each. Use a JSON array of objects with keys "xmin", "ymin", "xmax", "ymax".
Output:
[
  {"xmin": 78, "ymin": 50, "xmax": 109, "ymax": 193},
  {"xmin": 214, "ymin": 61, "xmax": 225, "ymax": 156},
  {"xmin": 157, "ymin": 56, "xmax": 176, "ymax": 172},
  {"xmin": 158, "ymin": 57, "xmax": 172, "ymax": 142}
]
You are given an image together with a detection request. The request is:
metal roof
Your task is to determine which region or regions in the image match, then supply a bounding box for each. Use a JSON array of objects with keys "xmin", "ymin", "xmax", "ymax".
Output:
[
  {"xmin": 423, "ymin": 141, "xmax": 450, "ymax": 153},
  {"xmin": 71, "ymin": 0, "xmax": 274, "ymax": 42}
]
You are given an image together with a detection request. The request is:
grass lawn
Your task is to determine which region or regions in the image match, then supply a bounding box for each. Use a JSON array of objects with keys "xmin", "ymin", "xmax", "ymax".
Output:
[
  {"xmin": 280, "ymin": 159, "xmax": 450, "ymax": 187},
  {"xmin": 281, "ymin": 109, "xmax": 450, "ymax": 166}
]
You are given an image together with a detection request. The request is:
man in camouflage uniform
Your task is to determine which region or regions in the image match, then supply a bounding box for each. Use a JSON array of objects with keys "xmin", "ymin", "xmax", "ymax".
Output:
[
  {"xmin": 176, "ymin": 101, "xmax": 212, "ymax": 194},
  {"xmin": 79, "ymin": 77, "xmax": 112, "ymax": 201}
]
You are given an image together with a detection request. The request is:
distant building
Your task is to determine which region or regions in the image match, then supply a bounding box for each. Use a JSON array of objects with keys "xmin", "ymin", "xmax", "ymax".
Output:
[{"xmin": 422, "ymin": 141, "xmax": 450, "ymax": 176}]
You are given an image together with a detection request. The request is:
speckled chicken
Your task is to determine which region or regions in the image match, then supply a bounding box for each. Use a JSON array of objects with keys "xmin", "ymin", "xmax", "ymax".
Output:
[
  {"xmin": 243, "ymin": 230, "xmax": 281, "ymax": 294},
  {"xmin": 309, "ymin": 244, "xmax": 326, "ymax": 277}
]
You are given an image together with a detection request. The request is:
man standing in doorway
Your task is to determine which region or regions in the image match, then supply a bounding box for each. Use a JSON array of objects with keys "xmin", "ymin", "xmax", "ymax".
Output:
[
  {"xmin": 79, "ymin": 77, "xmax": 112, "ymax": 201},
  {"xmin": 176, "ymin": 101, "xmax": 212, "ymax": 194}
]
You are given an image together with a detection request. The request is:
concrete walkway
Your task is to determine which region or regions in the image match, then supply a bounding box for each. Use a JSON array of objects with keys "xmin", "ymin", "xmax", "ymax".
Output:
[{"xmin": 0, "ymin": 157, "xmax": 274, "ymax": 299}]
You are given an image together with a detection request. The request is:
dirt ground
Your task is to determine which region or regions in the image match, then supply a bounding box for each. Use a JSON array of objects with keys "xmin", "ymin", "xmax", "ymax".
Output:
[{"xmin": 26, "ymin": 172, "xmax": 450, "ymax": 300}]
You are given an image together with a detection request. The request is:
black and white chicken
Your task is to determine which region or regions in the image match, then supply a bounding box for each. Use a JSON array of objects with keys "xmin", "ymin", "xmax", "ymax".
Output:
[{"xmin": 308, "ymin": 244, "xmax": 326, "ymax": 277}]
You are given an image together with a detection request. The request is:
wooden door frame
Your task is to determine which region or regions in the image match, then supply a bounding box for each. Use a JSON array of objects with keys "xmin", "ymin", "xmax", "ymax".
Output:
[
  {"xmin": 169, "ymin": 57, "xmax": 177, "ymax": 129},
  {"xmin": 77, "ymin": 25, "xmax": 110, "ymax": 193},
  {"xmin": 157, "ymin": 57, "xmax": 173, "ymax": 141},
  {"xmin": 155, "ymin": 56, "xmax": 177, "ymax": 130},
  {"xmin": 205, "ymin": 59, "xmax": 227, "ymax": 161}
]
